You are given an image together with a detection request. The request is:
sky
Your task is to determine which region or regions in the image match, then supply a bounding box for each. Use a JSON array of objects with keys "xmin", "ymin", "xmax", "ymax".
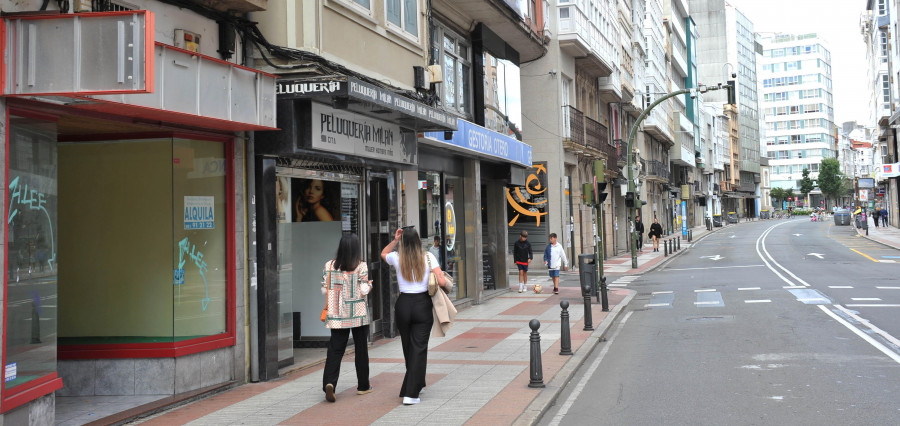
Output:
[{"xmin": 726, "ymin": 0, "xmax": 869, "ymax": 126}]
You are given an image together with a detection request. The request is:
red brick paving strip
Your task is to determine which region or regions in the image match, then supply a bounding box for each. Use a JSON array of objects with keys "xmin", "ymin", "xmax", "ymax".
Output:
[
  {"xmin": 431, "ymin": 327, "xmax": 519, "ymax": 353},
  {"xmin": 279, "ymin": 372, "xmax": 446, "ymax": 425}
]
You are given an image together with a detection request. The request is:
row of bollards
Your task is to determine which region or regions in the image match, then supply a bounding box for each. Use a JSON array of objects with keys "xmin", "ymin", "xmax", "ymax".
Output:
[{"xmin": 529, "ymin": 298, "xmax": 588, "ymax": 388}]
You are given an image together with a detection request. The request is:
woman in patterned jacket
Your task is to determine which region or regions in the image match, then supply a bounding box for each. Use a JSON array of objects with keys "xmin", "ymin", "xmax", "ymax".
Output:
[{"xmin": 322, "ymin": 233, "xmax": 373, "ymax": 402}]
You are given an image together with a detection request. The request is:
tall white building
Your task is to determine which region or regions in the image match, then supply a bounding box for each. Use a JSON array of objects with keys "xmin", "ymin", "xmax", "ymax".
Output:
[{"xmin": 759, "ymin": 33, "xmax": 836, "ymax": 199}]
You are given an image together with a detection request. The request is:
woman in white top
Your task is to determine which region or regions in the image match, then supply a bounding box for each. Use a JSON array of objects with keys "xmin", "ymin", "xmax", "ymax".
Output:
[{"xmin": 381, "ymin": 226, "xmax": 446, "ymax": 405}]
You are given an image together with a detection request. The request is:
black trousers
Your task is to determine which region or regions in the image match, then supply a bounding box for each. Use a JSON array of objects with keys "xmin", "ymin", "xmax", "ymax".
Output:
[
  {"xmin": 322, "ymin": 324, "xmax": 370, "ymax": 392},
  {"xmin": 395, "ymin": 292, "xmax": 434, "ymax": 398}
]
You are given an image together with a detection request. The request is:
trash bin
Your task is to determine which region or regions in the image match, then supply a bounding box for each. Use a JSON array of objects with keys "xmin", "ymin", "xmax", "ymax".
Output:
[
  {"xmin": 578, "ymin": 254, "xmax": 596, "ymax": 298},
  {"xmin": 727, "ymin": 212, "xmax": 739, "ymax": 224},
  {"xmin": 760, "ymin": 210, "xmax": 770, "ymax": 219},
  {"xmin": 834, "ymin": 209, "xmax": 850, "ymax": 226},
  {"xmin": 713, "ymin": 214, "xmax": 723, "ymax": 227}
]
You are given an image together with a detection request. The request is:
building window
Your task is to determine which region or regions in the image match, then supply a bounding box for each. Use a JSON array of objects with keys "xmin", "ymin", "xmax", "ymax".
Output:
[
  {"xmin": 881, "ymin": 32, "xmax": 889, "ymax": 61},
  {"xmin": 386, "ymin": 0, "xmax": 418, "ymax": 37},
  {"xmin": 883, "ymin": 74, "xmax": 891, "ymax": 103},
  {"xmin": 878, "ymin": 0, "xmax": 887, "ymax": 16},
  {"xmin": 434, "ymin": 24, "xmax": 471, "ymax": 116}
]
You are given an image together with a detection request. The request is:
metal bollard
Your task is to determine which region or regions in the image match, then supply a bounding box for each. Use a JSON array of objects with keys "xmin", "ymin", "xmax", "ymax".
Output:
[
  {"xmin": 582, "ymin": 288, "xmax": 594, "ymax": 331},
  {"xmin": 528, "ymin": 319, "xmax": 545, "ymax": 388},
  {"xmin": 677, "ymin": 236, "xmax": 681, "ymax": 251},
  {"xmin": 664, "ymin": 239, "xmax": 668, "ymax": 256},
  {"xmin": 559, "ymin": 301, "xmax": 573, "ymax": 355}
]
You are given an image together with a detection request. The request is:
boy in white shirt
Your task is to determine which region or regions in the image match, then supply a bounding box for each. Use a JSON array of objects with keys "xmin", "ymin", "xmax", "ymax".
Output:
[{"xmin": 542, "ymin": 233, "xmax": 568, "ymax": 294}]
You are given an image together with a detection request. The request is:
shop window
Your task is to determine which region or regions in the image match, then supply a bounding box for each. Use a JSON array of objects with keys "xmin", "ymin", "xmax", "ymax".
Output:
[
  {"xmin": 57, "ymin": 138, "xmax": 229, "ymax": 347},
  {"xmin": 4, "ymin": 115, "xmax": 60, "ymax": 395}
]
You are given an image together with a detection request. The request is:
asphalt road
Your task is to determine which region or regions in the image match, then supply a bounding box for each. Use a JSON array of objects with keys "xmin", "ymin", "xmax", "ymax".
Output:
[{"xmin": 541, "ymin": 219, "xmax": 900, "ymax": 426}]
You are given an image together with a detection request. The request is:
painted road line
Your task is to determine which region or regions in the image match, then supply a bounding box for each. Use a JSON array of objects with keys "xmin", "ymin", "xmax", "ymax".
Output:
[
  {"xmin": 665, "ymin": 265, "xmax": 764, "ymax": 271},
  {"xmin": 818, "ymin": 305, "xmax": 900, "ymax": 365},
  {"xmin": 745, "ymin": 300, "xmax": 771, "ymax": 303},
  {"xmin": 880, "ymin": 260, "xmax": 897, "ymax": 263},
  {"xmin": 788, "ymin": 288, "xmax": 831, "ymax": 305},
  {"xmin": 829, "ymin": 286, "xmax": 854, "ymax": 289},
  {"xmin": 851, "ymin": 298, "xmax": 882, "ymax": 301},
  {"xmin": 651, "ymin": 291, "xmax": 673, "ymax": 295},
  {"xmin": 647, "ymin": 292, "xmax": 674, "ymax": 308},
  {"xmin": 547, "ymin": 311, "xmax": 633, "ymax": 426},
  {"xmin": 695, "ymin": 291, "xmax": 724, "ymax": 307},
  {"xmin": 644, "ymin": 303, "xmax": 671, "ymax": 307},
  {"xmin": 851, "ymin": 248, "xmax": 878, "ymax": 262},
  {"xmin": 845, "ymin": 304, "xmax": 900, "ymax": 307},
  {"xmin": 609, "ymin": 284, "xmax": 629, "ymax": 287},
  {"xmin": 694, "ymin": 289, "xmax": 717, "ymax": 292},
  {"xmin": 834, "ymin": 305, "xmax": 900, "ymax": 349},
  {"xmin": 783, "ymin": 286, "xmax": 805, "ymax": 289},
  {"xmin": 738, "ymin": 287, "xmax": 761, "ymax": 291},
  {"xmin": 876, "ymin": 287, "xmax": 900, "ymax": 290}
]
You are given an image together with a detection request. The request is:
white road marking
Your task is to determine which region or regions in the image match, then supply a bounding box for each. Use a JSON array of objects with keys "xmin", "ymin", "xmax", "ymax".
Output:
[
  {"xmin": 665, "ymin": 265, "xmax": 764, "ymax": 271},
  {"xmin": 738, "ymin": 287, "xmax": 761, "ymax": 291},
  {"xmin": 845, "ymin": 304, "xmax": 900, "ymax": 307},
  {"xmin": 694, "ymin": 289, "xmax": 717, "ymax": 292},
  {"xmin": 644, "ymin": 303, "xmax": 671, "ymax": 307},
  {"xmin": 651, "ymin": 291, "xmax": 673, "ymax": 295},
  {"xmin": 834, "ymin": 305, "xmax": 900, "ymax": 349},
  {"xmin": 798, "ymin": 298, "xmax": 829, "ymax": 303},
  {"xmin": 700, "ymin": 255, "xmax": 724, "ymax": 261},
  {"xmin": 807, "ymin": 253, "xmax": 824, "ymax": 259},
  {"xmin": 745, "ymin": 300, "xmax": 771, "ymax": 303},
  {"xmin": 694, "ymin": 301, "xmax": 720, "ymax": 305},
  {"xmin": 547, "ymin": 311, "xmax": 633, "ymax": 426},
  {"xmin": 756, "ymin": 222, "xmax": 811, "ymax": 287},
  {"xmin": 851, "ymin": 298, "xmax": 882, "ymax": 301},
  {"xmin": 783, "ymin": 286, "xmax": 805, "ymax": 289},
  {"xmin": 829, "ymin": 286, "xmax": 854, "ymax": 289},
  {"xmin": 609, "ymin": 284, "xmax": 629, "ymax": 287},
  {"xmin": 818, "ymin": 305, "xmax": 900, "ymax": 364},
  {"xmin": 879, "ymin": 259, "xmax": 897, "ymax": 263},
  {"xmin": 877, "ymin": 287, "xmax": 900, "ymax": 290}
]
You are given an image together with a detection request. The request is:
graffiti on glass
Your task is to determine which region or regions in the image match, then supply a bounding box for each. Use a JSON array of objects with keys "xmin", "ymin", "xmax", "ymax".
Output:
[
  {"xmin": 178, "ymin": 238, "xmax": 211, "ymax": 311},
  {"xmin": 8, "ymin": 176, "xmax": 56, "ymax": 272},
  {"xmin": 506, "ymin": 164, "xmax": 549, "ymax": 226}
]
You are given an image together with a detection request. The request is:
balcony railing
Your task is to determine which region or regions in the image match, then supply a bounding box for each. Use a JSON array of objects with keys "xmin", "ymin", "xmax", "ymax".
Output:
[
  {"xmin": 645, "ymin": 159, "xmax": 669, "ymax": 180},
  {"xmin": 585, "ymin": 117, "xmax": 616, "ymax": 165},
  {"xmin": 563, "ymin": 106, "xmax": 585, "ymax": 146}
]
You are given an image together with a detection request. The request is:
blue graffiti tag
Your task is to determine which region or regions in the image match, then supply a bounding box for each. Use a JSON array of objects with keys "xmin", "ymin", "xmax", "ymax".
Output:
[
  {"xmin": 8, "ymin": 176, "xmax": 56, "ymax": 272},
  {"xmin": 178, "ymin": 238, "xmax": 211, "ymax": 311}
]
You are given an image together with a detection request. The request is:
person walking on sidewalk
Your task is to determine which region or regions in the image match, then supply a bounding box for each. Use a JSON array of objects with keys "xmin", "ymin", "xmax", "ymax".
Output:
[
  {"xmin": 322, "ymin": 233, "xmax": 373, "ymax": 403},
  {"xmin": 381, "ymin": 226, "xmax": 446, "ymax": 406},
  {"xmin": 634, "ymin": 217, "xmax": 645, "ymax": 252},
  {"xmin": 648, "ymin": 218, "xmax": 663, "ymax": 252},
  {"xmin": 883, "ymin": 207, "xmax": 889, "ymax": 227},
  {"xmin": 874, "ymin": 207, "xmax": 881, "ymax": 228},
  {"xmin": 543, "ymin": 233, "xmax": 568, "ymax": 295},
  {"xmin": 513, "ymin": 231, "xmax": 533, "ymax": 293}
]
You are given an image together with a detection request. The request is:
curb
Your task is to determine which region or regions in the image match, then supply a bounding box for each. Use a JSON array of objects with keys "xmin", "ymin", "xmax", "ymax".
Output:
[
  {"xmin": 512, "ymin": 289, "xmax": 637, "ymax": 426},
  {"xmin": 854, "ymin": 226, "xmax": 900, "ymax": 251}
]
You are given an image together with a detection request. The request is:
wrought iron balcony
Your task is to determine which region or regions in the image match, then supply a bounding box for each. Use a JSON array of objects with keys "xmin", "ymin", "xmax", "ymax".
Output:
[
  {"xmin": 562, "ymin": 106, "xmax": 585, "ymax": 146},
  {"xmin": 645, "ymin": 160, "xmax": 669, "ymax": 181}
]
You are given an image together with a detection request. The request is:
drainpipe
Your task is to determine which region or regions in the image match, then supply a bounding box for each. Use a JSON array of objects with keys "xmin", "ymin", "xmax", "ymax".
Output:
[{"xmin": 243, "ymin": 14, "xmax": 260, "ymax": 383}]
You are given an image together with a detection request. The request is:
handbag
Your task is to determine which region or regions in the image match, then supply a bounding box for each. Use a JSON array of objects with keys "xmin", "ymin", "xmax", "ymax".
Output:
[
  {"xmin": 320, "ymin": 306, "xmax": 328, "ymax": 322},
  {"xmin": 322, "ymin": 261, "xmax": 332, "ymax": 323}
]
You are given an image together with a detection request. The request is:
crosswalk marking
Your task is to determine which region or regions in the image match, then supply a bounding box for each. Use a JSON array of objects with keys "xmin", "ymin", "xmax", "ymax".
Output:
[
  {"xmin": 694, "ymin": 289, "xmax": 716, "ymax": 292},
  {"xmin": 738, "ymin": 287, "xmax": 760, "ymax": 291},
  {"xmin": 610, "ymin": 275, "xmax": 639, "ymax": 287},
  {"xmin": 694, "ymin": 301, "xmax": 720, "ymax": 305},
  {"xmin": 745, "ymin": 300, "xmax": 771, "ymax": 303}
]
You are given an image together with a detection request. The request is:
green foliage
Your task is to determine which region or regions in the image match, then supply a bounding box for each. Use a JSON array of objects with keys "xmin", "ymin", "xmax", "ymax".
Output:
[
  {"xmin": 770, "ymin": 187, "xmax": 785, "ymax": 205},
  {"xmin": 799, "ymin": 168, "xmax": 815, "ymax": 198},
  {"xmin": 817, "ymin": 158, "xmax": 844, "ymax": 205}
]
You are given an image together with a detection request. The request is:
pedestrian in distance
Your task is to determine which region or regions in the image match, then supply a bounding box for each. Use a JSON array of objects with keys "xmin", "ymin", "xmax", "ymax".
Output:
[
  {"xmin": 322, "ymin": 233, "xmax": 373, "ymax": 403},
  {"xmin": 381, "ymin": 226, "xmax": 446, "ymax": 406},
  {"xmin": 648, "ymin": 218, "xmax": 663, "ymax": 252},
  {"xmin": 543, "ymin": 233, "xmax": 568, "ymax": 295},
  {"xmin": 513, "ymin": 231, "xmax": 533, "ymax": 293},
  {"xmin": 873, "ymin": 208, "xmax": 880, "ymax": 228},
  {"xmin": 883, "ymin": 207, "xmax": 889, "ymax": 227},
  {"xmin": 428, "ymin": 235, "xmax": 442, "ymax": 265},
  {"xmin": 634, "ymin": 216, "xmax": 645, "ymax": 252}
]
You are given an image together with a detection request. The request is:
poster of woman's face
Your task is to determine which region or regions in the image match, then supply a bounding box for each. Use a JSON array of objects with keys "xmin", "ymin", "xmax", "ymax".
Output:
[
  {"xmin": 292, "ymin": 178, "xmax": 340, "ymax": 222},
  {"xmin": 276, "ymin": 177, "xmax": 291, "ymax": 223}
]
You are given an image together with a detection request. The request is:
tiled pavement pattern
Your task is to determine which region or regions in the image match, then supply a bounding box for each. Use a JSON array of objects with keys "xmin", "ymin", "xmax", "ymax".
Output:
[{"xmin": 132, "ymin": 288, "xmax": 628, "ymax": 425}]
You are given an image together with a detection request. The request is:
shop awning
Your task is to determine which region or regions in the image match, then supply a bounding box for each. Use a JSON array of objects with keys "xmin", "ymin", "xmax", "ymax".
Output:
[
  {"xmin": 276, "ymin": 76, "xmax": 457, "ymax": 132},
  {"xmin": 421, "ymin": 118, "xmax": 532, "ymax": 168},
  {"xmin": 3, "ymin": 11, "xmax": 277, "ymax": 132}
]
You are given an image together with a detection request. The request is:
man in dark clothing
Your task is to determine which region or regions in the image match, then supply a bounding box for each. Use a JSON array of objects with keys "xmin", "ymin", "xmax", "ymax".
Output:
[
  {"xmin": 513, "ymin": 231, "xmax": 533, "ymax": 293},
  {"xmin": 634, "ymin": 217, "xmax": 645, "ymax": 252}
]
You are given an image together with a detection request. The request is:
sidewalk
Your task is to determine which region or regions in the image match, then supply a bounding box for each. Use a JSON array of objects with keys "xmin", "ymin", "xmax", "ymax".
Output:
[
  {"xmin": 132, "ymin": 289, "xmax": 633, "ymax": 425},
  {"xmin": 125, "ymin": 222, "xmax": 728, "ymax": 426},
  {"xmin": 855, "ymin": 219, "xmax": 900, "ymax": 250}
]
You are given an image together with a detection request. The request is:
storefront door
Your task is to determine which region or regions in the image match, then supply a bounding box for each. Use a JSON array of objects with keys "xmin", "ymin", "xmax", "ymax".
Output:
[{"xmin": 366, "ymin": 173, "xmax": 391, "ymax": 337}]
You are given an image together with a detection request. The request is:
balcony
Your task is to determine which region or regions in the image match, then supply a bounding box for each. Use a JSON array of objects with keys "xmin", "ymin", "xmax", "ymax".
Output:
[
  {"xmin": 562, "ymin": 106, "xmax": 585, "ymax": 150},
  {"xmin": 643, "ymin": 108, "xmax": 673, "ymax": 144},
  {"xmin": 645, "ymin": 159, "xmax": 669, "ymax": 181},
  {"xmin": 598, "ymin": 70, "xmax": 622, "ymax": 102},
  {"xmin": 434, "ymin": 0, "xmax": 547, "ymax": 62},
  {"xmin": 558, "ymin": 4, "xmax": 615, "ymax": 77},
  {"xmin": 585, "ymin": 116, "xmax": 617, "ymax": 165}
]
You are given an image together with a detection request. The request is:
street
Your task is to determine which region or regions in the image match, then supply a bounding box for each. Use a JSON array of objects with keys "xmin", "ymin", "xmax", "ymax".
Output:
[{"xmin": 543, "ymin": 220, "xmax": 900, "ymax": 425}]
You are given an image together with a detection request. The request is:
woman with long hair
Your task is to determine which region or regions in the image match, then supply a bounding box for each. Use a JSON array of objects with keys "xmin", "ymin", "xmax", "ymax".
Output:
[
  {"xmin": 296, "ymin": 179, "xmax": 335, "ymax": 222},
  {"xmin": 322, "ymin": 233, "xmax": 373, "ymax": 402},
  {"xmin": 381, "ymin": 226, "xmax": 446, "ymax": 405}
]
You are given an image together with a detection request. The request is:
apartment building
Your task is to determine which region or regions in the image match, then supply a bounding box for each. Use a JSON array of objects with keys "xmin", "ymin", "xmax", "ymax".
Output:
[{"xmin": 760, "ymin": 33, "xmax": 835, "ymax": 208}]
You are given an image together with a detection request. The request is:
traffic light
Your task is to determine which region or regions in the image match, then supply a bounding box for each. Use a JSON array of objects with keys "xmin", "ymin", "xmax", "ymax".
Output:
[
  {"xmin": 625, "ymin": 191, "xmax": 635, "ymax": 207},
  {"xmin": 582, "ymin": 182, "xmax": 594, "ymax": 205},
  {"xmin": 726, "ymin": 80, "xmax": 736, "ymax": 105},
  {"xmin": 594, "ymin": 160, "xmax": 608, "ymax": 204}
]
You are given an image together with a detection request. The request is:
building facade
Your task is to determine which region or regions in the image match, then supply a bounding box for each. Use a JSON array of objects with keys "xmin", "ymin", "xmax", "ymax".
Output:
[{"xmin": 760, "ymin": 33, "xmax": 835, "ymax": 208}]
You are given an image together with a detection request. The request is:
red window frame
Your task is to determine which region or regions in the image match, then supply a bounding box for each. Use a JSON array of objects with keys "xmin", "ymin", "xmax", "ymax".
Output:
[{"xmin": 1, "ymin": 110, "xmax": 237, "ymax": 413}]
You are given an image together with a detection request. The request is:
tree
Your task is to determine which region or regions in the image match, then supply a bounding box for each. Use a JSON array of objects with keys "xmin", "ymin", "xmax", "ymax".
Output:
[
  {"xmin": 817, "ymin": 158, "xmax": 844, "ymax": 208},
  {"xmin": 770, "ymin": 187, "xmax": 785, "ymax": 208},
  {"xmin": 799, "ymin": 168, "xmax": 815, "ymax": 205},
  {"xmin": 785, "ymin": 188, "xmax": 795, "ymax": 205}
]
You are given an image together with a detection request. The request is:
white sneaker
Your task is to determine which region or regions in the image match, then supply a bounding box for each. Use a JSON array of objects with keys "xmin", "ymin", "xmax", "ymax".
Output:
[
  {"xmin": 403, "ymin": 396, "xmax": 421, "ymax": 405},
  {"xmin": 518, "ymin": 284, "xmax": 524, "ymax": 293}
]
